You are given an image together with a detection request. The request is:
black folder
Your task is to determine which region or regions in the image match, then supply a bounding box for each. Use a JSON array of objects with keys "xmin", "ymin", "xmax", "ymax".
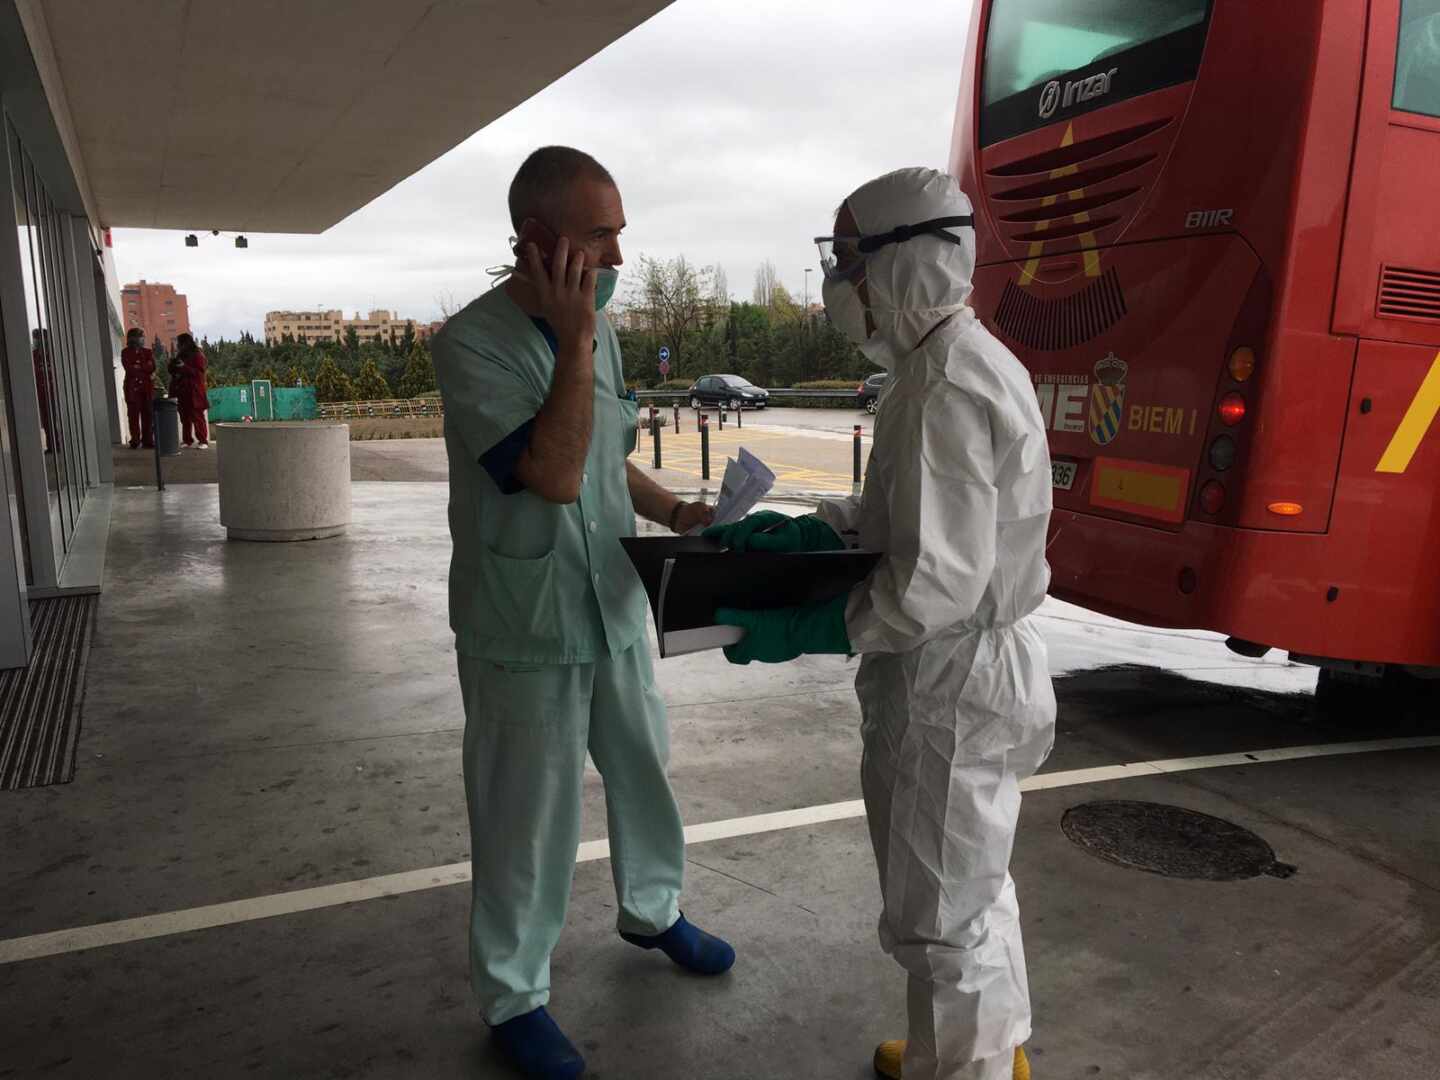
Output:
[{"xmin": 620, "ymin": 536, "xmax": 881, "ymax": 657}]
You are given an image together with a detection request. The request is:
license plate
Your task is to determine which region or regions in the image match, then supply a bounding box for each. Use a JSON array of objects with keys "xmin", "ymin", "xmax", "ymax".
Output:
[{"xmin": 1052, "ymin": 460, "xmax": 1078, "ymax": 491}]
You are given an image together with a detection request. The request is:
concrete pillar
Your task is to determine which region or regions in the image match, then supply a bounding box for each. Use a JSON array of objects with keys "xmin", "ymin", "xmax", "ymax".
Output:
[{"xmin": 216, "ymin": 423, "xmax": 351, "ymax": 542}]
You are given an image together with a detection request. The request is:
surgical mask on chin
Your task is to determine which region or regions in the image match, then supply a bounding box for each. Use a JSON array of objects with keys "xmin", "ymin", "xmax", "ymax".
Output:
[
  {"xmin": 593, "ymin": 267, "xmax": 619, "ymax": 310},
  {"xmin": 485, "ymin": 264, "xmax": 619, "ymax": 312}
]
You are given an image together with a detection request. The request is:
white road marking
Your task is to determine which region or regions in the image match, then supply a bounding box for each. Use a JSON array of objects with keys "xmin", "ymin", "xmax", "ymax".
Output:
[{"xmin": 3, "ymin": 735, "xmax": 1438, "ymax": 966}]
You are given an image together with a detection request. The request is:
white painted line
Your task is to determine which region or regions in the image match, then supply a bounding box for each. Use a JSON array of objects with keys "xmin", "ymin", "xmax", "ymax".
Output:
[{"xmin": 3, "ymin": 735, "xmax": 1437, "ymax": 966}]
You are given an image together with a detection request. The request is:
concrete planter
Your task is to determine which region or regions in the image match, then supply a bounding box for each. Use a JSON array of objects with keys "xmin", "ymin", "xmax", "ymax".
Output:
[{"xmin": 216, "ymin": 422, "xmax": 351, "ymax": 541}]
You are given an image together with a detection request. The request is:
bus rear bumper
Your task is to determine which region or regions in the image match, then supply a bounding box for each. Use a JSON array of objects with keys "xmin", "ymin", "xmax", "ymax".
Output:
[{"xmin": 1046, "ymin": 508, "xmax": 1440, "ymax": 668}]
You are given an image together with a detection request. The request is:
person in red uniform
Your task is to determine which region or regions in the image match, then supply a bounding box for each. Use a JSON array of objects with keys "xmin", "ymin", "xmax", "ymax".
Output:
[
  {"xmin": 120, "ymin": 328, "xmax": 156, "ymax": 449},
  {"xmin": 171, "ymin": 333, "xmax": 210, "ymax": 448}
]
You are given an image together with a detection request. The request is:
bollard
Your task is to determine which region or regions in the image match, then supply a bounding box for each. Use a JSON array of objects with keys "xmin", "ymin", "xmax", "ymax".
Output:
[
  {"xmin": 652, "ymin": 410, "xmax": 662, "ymax": 469},
  {"xmin": 700, "ymin": 413, "xmax": 710, "ymax": 480},
  {"xmin": 737, "ymin": 400, "xmax": 743, "ymax": 428},
  {"xmin": 673, "ymin": 402, "xmax": 680, "ymax": 433},
  {"xmin": 853, "ymin": 425, "xmax": 863, "ymax": 486},
  {"xmin": 718, "ymin": 406, "xmax": 725, "ymax": 431}
]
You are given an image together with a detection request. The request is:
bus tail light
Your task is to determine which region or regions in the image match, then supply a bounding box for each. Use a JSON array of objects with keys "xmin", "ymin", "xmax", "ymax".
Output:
[
  {"xmin": 1218, "ymin": 392, "xmax": 1246, "ymax": 426},
  {"xmin": 1199, "ymin": 480, "xmax": 1226, "ymax": 515},
  {"xmin": 1228, "ymin": 347, "xmax": 1256, "ymax": 382},
  {"xmin": 1267, "ymin": 502, "xmax": 1303, "ymax": 517},
  {"xmin": 1208, "ymin": 435, "xmax": 1236, "ymax": 472}
]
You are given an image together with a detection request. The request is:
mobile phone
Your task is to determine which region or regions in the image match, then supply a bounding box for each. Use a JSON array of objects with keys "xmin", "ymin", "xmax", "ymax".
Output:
[{"xmin": 513, "ymin": 221, "xmax": 560, "ymax": 270}]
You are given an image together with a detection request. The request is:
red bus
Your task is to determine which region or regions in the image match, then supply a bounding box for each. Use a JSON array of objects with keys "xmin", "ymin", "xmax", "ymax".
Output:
[{"xmin": 948, "ymin": 0, "xmax": 1440, "ymax": 704}]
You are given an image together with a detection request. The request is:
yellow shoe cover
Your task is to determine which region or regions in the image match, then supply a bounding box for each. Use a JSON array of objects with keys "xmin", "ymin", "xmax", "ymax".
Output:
[
  {"xmin": 871, "ymin": 1042, "xmax": 1029, "ymax": 1079},
  {"xmin": 872, "ymin": 1040, "xmax": 905, "ymax": 1079}
]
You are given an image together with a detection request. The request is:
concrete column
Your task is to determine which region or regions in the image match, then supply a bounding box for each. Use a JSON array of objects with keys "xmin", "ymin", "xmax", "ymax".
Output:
[
  {"xmin": 60, "ymin": 213, "xmax": 101, "ymax": 488},
  {"xmin": 67, "ymin": 214, "xmax": 112, "ymax": 484},
  {"xmin": 216, "ymin": 423, "xmax": 351, "ymax": 542}
]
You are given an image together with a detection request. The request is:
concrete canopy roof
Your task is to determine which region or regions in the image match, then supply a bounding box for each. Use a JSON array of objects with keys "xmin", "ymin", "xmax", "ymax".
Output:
[{"xmin": 38, "ymin": 0, "xmax": 670, "ymax": 233}]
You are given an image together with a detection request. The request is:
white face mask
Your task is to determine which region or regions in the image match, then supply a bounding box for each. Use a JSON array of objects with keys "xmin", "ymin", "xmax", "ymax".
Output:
[
  {"xmin": 822, "ymin": 274, "xmax": 904, "ymax": 371},
  {"xmin": 822, "ymin": 275, "xmax": 869, "ymax": 345}
]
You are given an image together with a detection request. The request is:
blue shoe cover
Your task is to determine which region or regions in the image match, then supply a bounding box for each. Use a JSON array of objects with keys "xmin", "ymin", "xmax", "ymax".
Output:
[
  {"xmin": 620, "ymin": 912, "xmax": 736, "ymax": 975},
  {"xmin": 490, "ymin": 1006, "xmax": 585, "ymax": 1079}
]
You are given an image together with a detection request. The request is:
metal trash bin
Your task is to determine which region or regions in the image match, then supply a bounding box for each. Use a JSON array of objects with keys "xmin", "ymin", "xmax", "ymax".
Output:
[{"xmin": 153, "ymin": 397, "xmax": 181, "ymax": 456}]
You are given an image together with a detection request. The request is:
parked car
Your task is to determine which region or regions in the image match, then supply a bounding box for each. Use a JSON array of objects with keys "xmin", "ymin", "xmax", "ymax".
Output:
[
  {"xmin": 857, "ymin": 372, "xmax": 890, "ymax": 414},
  {"xmin": 688, "ymin": 374, "xmax": 769, "ymax": 410}
]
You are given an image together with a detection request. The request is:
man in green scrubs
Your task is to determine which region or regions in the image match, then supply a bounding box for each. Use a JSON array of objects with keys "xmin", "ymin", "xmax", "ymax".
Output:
[{"xmin": 432, "ymin": 146, "xmax": 734, "ymax": 1080}]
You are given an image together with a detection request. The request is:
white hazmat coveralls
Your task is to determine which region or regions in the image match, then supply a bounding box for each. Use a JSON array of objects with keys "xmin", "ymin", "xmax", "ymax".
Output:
[{"xmin": 817, "ymin": 169, "xmax": 1056, "ymax": 1080}]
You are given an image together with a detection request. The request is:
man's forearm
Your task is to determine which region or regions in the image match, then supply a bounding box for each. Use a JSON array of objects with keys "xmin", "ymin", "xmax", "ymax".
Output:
[
  {"xmin": 627, "ymin": 460, "xmax": 682, "ymax": 527},
  {"xmin": 518, "ymin": 340, "xmax": 594, "ymax": 502}
]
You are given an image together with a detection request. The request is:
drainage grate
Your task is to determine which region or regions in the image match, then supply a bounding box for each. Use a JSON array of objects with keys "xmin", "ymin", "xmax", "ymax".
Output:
[
  {"xmin": 1061, "ymin": 800, "xmax": 1296, "ymax": 881},
  {"xmin": 0, "ymin": 596, "xmax": 97, "ymax": 790}
]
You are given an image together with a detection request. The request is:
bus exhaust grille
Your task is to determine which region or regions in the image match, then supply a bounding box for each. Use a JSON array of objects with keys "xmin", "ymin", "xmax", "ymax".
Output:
[
  {"xmin": 992, "ymin": 268, "xmax": 1127, "ymax": 352},
  {"xmin": 1378, "ymin": 266, "xmax": 1440, "ymax": 323}
]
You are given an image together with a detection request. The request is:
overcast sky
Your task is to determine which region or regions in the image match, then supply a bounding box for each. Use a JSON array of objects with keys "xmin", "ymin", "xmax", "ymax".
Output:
[{"xmin": 111, "ymin": 0, "xmax": 975, "ymax": 341}]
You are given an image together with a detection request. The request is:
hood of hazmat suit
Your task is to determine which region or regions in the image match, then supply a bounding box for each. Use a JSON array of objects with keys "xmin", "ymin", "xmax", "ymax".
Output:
[
  {"xmin": 821, "ymin": 168, "xmax": 976, "ymax": 372},
  {"xmin": 815, "ymin": 168, "xmax": 1057, "ymax": 1080}
]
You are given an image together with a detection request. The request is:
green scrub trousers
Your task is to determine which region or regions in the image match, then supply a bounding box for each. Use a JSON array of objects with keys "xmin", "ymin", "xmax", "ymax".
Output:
[{"xmin": 459, "ymin": 641, "xmax": 685, "ymax": 1024}]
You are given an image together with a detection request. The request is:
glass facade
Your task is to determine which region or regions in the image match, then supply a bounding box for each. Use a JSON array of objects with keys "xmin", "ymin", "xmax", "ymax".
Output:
[{"xmin": 7, "ymin": 117, "xmax": 93, "ymax": 571}]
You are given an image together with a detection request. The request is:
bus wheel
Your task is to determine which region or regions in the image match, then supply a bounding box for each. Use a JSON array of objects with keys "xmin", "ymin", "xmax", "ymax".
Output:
[{"xmin": 1313, "ymin": 669, "xmax": 1372, "ymax": 721}]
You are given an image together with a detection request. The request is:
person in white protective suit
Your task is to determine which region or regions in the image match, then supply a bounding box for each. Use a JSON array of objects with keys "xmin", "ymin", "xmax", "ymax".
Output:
[{"xmin": 706, "ymin": 168, "xmax": 1056, "ymax": 1080}]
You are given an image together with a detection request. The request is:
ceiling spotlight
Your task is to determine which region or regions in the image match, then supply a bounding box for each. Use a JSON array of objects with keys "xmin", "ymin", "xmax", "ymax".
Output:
[
  {"xmin": 185, "ymin": 234, "xmax": 198, "ymax": 247},
  {"xmin": 211, "ymin": 229, "xmax": 220, "ymax": 236},
  {"xmin": 235, "ymin": 235, "xmax": 248, "ymax": 249}
]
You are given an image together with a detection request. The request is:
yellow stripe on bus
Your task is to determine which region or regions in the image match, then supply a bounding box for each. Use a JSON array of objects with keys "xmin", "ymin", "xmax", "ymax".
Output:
[
  {"xmin": 1020, "ymin": 126, "xmax": 1077, "ymax": 286},
  {"xmin": 1376, "ymin": 350, "xmax": 1440, "ymax": 474}
]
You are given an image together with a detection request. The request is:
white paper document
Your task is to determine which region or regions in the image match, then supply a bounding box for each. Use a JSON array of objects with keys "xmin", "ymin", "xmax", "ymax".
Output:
[{"xmin": 689, "ymin": 447, "xmax": 775, "ymax": 534}]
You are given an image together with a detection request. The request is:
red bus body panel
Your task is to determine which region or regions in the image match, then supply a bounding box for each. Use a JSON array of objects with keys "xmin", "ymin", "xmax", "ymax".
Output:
[{"xmin": 951, "ymin": 0, "xmax": 1440, "ymax": 667}]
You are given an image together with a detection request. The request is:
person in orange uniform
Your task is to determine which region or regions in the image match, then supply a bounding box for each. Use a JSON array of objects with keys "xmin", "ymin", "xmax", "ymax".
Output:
[
  {"xmin": 171, "ymin": 333, "xmax": 210, "ymax": 448},
  {"xmin": 120, "ymin": 328, "xmax": 156, "ymax": 449}
]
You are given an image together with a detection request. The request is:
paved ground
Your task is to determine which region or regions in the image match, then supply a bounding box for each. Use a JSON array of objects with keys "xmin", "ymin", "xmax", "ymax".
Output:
[
  {"xmin": 110, "ymin": 408, "xmax": 876, "ymax": 493},
  {"xmin": 1, "ymin": 483, "xmax": 1436, "ymax": 1080}
]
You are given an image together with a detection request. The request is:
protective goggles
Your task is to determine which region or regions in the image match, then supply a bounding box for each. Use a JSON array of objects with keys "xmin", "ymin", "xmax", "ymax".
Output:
[{"xmin": 815, "ymin": 214, "xmax": 973, "ymax": 281}]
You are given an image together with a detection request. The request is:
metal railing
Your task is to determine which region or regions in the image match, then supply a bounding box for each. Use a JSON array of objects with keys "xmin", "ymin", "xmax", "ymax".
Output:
[
  {"xmin": 317, "ymin": 398, "xmax": 444, "ymax": 419},
  {"xmin": 315, "ymin": 387, "xmax": 861, "ymax": 419},
  {"xmin": 636, "ymin": 388, "xmax": 861, "ymax": 404}
]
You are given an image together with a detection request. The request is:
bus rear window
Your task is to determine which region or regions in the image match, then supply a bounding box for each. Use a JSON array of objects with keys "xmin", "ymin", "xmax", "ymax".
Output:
[
  {"xmin": 1395, "ymin": 0, "xmax": 1440, "ymax": 118},
  {"xmin": 980, "ymin": 0, "xmax": 1212, "ymax": 146}
]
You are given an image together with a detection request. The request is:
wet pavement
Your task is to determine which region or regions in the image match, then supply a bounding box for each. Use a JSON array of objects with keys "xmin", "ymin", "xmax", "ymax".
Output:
[{"xmin": 0, "ymin": 482, "xmax": 1436, "ymax": 1080}]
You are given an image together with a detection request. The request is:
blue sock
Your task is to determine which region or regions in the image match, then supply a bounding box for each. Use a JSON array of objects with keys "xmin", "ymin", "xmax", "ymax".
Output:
[
  {"xmin": 620, "ymin": 913, "xmax": 736, "ymax": 975},
  {"xmin": 489, "ymin": 1007, "xmax": 585, "ymax": 1079}
]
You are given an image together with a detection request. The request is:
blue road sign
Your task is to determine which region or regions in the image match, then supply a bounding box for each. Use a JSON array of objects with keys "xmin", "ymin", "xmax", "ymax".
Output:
[{"xmin": 658, "ymin": 346, "xmax": 671, "ymax": 362}]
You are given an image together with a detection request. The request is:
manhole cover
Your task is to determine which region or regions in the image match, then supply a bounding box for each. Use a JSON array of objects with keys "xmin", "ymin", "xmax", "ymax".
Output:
[{"xmin": 1061, "ymin": 800, "xmax": 1296, "ymax": 881}]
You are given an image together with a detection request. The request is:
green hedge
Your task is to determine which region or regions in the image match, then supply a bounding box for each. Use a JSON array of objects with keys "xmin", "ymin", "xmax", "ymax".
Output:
[{"xmin": 792, "ymin": 379, "xmax": 863, "ymax": 390}]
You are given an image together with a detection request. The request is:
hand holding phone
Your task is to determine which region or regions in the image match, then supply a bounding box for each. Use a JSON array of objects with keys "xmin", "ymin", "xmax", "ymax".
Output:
[{"xmin": 519, "ymin": 224, "xmax": 596, "ymax": 349}]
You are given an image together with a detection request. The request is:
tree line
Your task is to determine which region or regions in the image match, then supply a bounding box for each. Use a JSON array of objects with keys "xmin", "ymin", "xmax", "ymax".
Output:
[
  {"xmin": 178, "ymin": 255, "xmax": 876, "ymax": 404},
  {"xmin": 613, "ymin": 256, "xmax": 873, "ymax": 389},
  {"xmin": 169, "ymin": 326, "xmax": 438, "ymax": 404}
]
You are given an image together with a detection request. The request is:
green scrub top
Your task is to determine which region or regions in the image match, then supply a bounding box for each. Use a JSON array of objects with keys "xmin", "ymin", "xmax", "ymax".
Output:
[{"xmin": 432, "ymin": 287, "xmax": 645, "ymax": 664}]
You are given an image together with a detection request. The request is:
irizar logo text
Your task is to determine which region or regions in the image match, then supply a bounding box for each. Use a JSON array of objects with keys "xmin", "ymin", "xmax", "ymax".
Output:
[{"xmin": 1039, "ymin": 68, "xmax": 1118, "ymax": 119}]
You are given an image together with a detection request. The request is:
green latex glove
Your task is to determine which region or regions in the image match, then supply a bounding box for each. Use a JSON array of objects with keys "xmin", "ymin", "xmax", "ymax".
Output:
[
  {"xmin": 704, "ymin": 512, "xmax": 844, "ymax": 553},
  {"xmin": 715, "ymin": 593, "xmax": 853, "ymax": 665}
]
